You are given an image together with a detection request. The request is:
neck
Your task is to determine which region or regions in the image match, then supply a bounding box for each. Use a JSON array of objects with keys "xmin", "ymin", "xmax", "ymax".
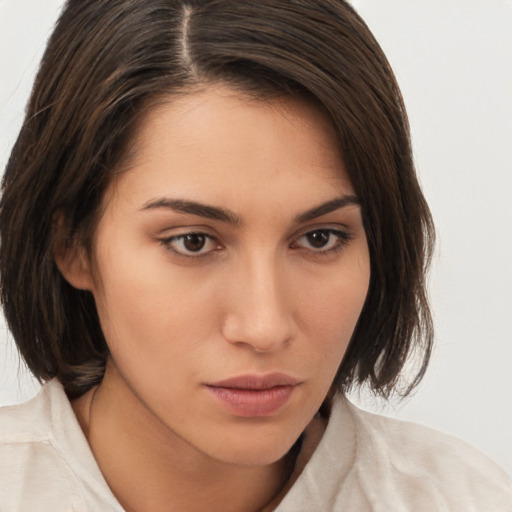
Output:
[{"xmin": 72, "ymin": 365, "xmax": 300, "ymax": 512}]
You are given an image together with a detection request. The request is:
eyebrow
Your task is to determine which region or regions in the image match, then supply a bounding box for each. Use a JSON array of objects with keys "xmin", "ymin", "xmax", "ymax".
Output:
[
  {"xmin": 140, "ymin": 195, "xmax": 360, "ymax": 225},
  {"xmin": 294, "ymin": 195, "xmax": 360, "ymax": 223},
  {"xmin": 141, "ymin": 198, "xmax": 242, "ymax": 225}
]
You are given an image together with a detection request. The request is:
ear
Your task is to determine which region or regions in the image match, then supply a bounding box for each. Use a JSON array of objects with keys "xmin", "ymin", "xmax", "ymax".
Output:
[{"xmin": 53, "ymin": 217, "xmax": 94, "ymax": 291}]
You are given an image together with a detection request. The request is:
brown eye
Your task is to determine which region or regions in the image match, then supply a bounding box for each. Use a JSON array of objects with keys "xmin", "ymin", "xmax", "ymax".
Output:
[
  {"xmin": 306, "ymin": 230, "xmax": 330, "ymax": 248},
  {"xmin": 162, "ymin": 232, "xmax": 218, "ymax": 257},
  {"xmin": 293, "ymin": 228, "xmax": 352, "ymax": 254},
  {"xmin": 183, "ymin": 233, "xmax": 206, "ymax": 252}
]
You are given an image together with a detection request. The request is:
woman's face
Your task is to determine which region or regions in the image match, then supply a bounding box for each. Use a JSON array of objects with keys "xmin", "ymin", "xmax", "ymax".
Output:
[{"xmin": 78, "ymin": 86, "xmax": 370, "ymax": 465}]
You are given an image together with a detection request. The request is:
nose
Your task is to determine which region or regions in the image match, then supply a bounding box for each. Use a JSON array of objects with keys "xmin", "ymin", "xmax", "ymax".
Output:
[{"xmin": 221, "ymin": 251, "xmax": 295, "ymax": 353}]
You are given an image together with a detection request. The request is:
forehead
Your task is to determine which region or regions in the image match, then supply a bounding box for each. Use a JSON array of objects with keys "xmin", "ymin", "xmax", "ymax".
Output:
[{"xmin": 106, "ymin": 86, "xmax": 353, "ymax": 211}]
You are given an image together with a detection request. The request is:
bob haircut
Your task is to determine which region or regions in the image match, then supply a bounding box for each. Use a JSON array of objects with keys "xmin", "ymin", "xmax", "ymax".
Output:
[{"xmin": 0, "ymin": 0, "xmax": 434, "ymax": 400}]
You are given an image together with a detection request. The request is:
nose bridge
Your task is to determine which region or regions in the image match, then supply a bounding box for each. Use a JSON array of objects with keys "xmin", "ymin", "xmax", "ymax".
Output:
[{"xmin": 223, "ymin": 245, "xmax": 293, "ymax": 352}]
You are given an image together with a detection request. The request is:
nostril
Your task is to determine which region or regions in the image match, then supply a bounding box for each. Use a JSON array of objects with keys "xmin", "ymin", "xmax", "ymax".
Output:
[
  {"xmin": 221, "ymin": 259, "xmax": 294, "ymax": 351},
  {"xmin": 221, "ymin": 309, "xmax": 294, "ymax": 353}
]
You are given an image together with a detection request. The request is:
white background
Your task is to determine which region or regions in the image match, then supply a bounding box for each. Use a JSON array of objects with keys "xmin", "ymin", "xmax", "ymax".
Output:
[{"xmin": 1, "ymin": 0, "xmax": 511, "ymax": 476}]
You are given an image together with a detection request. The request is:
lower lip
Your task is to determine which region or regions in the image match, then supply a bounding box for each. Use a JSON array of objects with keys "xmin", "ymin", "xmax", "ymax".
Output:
[{"xmin": 205, "ymin": 385, "xmax": 296, "ymax": 417}]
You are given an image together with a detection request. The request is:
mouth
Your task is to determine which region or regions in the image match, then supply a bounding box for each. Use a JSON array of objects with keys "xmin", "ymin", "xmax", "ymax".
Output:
[{"xmin": 204, "ymin": 373, "xmax": 300, "ymax": 417}]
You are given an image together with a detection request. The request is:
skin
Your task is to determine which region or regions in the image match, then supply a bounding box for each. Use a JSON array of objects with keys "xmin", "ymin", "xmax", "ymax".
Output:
[{"xmin": 64, "ymin": 86, "xmax": 370, "ymax": 512}]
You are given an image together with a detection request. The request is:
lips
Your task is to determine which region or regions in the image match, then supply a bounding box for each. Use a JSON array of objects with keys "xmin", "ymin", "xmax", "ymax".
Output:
[{"xmin": 204, "ymin": 373, "xmax": 299, "ymax": 417}]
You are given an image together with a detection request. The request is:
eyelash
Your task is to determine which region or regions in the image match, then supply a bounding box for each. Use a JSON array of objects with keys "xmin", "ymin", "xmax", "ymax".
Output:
[
  {"xmin": 159, "ymin": 228, "xmax": 353, "ymax": 259},
  {"xmin": 291, "ymin": 229, "xmax": 353, "ymax": 257},
  {"xmin": 159, "ymin": 232, "xmax": 220, "ymax": 259}
]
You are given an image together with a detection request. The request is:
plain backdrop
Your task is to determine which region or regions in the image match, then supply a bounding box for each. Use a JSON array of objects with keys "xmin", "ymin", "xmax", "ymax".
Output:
[{"xmin": 1, "ymin": 0, "xmax": 511, "ymax": 476}]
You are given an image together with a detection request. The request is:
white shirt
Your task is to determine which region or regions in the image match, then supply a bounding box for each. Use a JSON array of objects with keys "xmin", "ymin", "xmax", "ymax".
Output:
[{"xmin": 1, "ymin": 379, "xmax": 511, "ymax": 511}]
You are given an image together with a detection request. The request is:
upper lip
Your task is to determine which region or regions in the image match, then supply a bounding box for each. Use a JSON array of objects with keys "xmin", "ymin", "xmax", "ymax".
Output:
[{"xmin": 206, "ymin": 373, "xmax": 300, "ymax": 390}]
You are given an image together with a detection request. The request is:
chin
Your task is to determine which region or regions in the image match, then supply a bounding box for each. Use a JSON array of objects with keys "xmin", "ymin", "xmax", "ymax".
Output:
[
  {"xmin": 205, "ymin": 426, "xmax": 303, "ymax": 467},
  {"xmin": 216, "ymin": 445, "xmax": 295, "ymax": 468}
]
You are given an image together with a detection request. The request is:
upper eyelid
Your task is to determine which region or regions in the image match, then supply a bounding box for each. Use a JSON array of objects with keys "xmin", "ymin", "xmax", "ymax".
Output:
[
  {"xmin": 156, "ymin": 224, "xmax": 218, "ymax": 236},
  {"xmin": 299, "ymin": 227, "xmax": 351, "ymax": 237},
  {"xmin": 290, "ymin": 224, "xmax": 351, "ymax": 242},
  {"xmin": 159, "ymin": 233, "xmax": 220, "ymax": 259},
  {"xmin": 161, "ymin": 232, "xmax": 219, "ymax": 250},
  {"xmin": 163, "ymin": 231, "xmax": 215, "ymax": 240},
  {"xmin": 290, "ymin": 230, "xmax": 353, "ymax": 258},
  {"xmin": 158, "ymin": 225, "xmax": 351, "ymax": 242},
  {"xmin": 294, "ymin": 228, "xmax": 352, "ymax": 244},
  {"xmin": 153, "ymin": 213, "xmax": 353, "ymax": 233}
]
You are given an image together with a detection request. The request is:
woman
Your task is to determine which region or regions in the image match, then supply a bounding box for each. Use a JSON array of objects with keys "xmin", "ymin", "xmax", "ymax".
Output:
[{"xmin": 0, "ymin": 1, "xmax": 510, "ymax": 510}]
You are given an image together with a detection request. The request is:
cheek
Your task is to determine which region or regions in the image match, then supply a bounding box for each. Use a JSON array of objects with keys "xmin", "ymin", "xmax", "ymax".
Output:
[
  {"xmin": 91, "ymin": 243, "xmax": 221, "ymax": 360},
  {"xmin": 297, "ymin": 257, "xmax": 370, "ymax": 361}
]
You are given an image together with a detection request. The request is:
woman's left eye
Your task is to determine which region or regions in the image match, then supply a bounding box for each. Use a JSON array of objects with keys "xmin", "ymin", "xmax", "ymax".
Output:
[
  {"xmin": 293, "ymin": 229, "xmax": 352, "ymax": 253},
  {"xmin": 161, "ymin": 232, "xmax": 219, "ymax": 256}
]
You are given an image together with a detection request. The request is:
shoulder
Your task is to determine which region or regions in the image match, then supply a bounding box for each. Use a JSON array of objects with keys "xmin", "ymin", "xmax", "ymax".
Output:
[
  {"xmin": 1, "ymin": 380, "xmax": 55, "ymax": 441},
  {"xmin": 0, "ymin": 379, "xmax": 115, "ymax": 511},
  {"xmin": 277, "ymin": 394, "xmax": 512, "ymax": 512},
  {"xmin": 345, "ymin": 397, "xmax": 512, "ymax": 511},
  {"xmin": 0, "ymin": 380, "xmax": 88, "ymax": 510}
]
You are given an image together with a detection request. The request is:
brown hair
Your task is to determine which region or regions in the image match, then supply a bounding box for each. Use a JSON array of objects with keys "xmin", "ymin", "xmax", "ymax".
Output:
[{"xmin": 0, "ymin": 0, "xmax": 434, "ymax": 400}]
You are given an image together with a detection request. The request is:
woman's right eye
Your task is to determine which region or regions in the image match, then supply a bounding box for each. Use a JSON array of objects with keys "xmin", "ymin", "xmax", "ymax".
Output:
[{"xmin": 160, "ymin": 233, "xmax": 219, "ymax": 257}]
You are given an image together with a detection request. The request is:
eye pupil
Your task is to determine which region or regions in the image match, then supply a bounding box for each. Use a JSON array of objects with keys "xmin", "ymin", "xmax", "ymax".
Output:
[
  {"xmin": 307, "ymin": 230, "xmax": 330, "ymax": 248},
  {"xmin": 184, "ymin": 234, "xmax": 206, "ymax": 252}
]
